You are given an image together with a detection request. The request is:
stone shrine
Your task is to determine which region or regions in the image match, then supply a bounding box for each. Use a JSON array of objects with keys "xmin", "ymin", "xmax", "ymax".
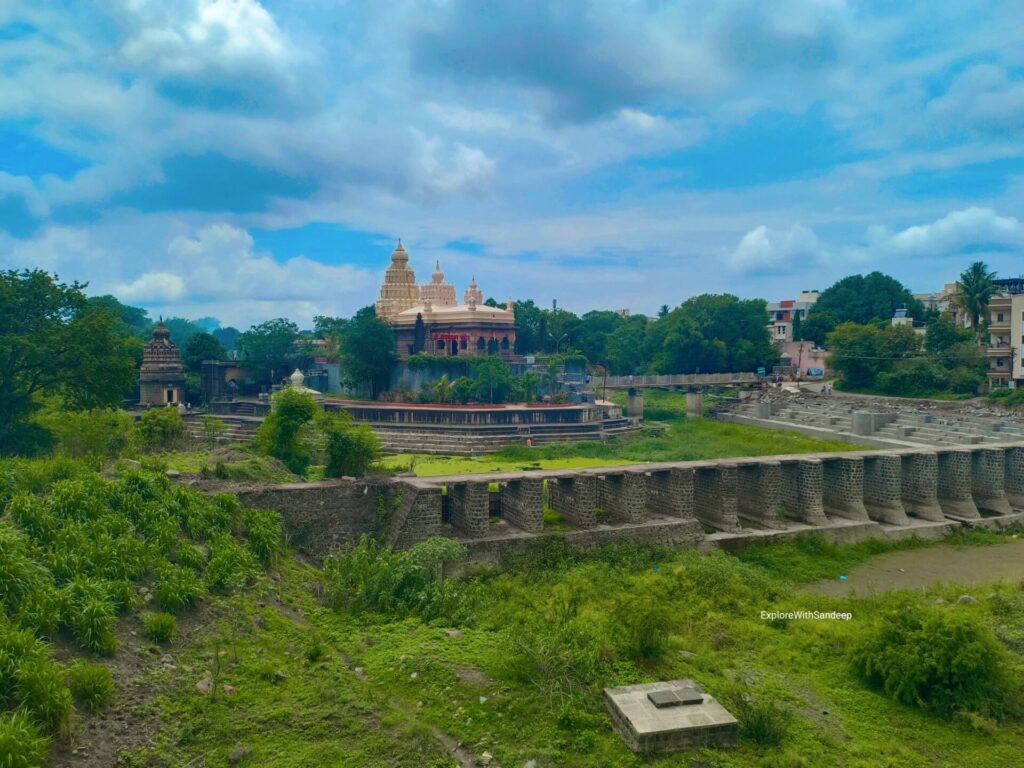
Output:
[{"xmin": 139, "ymin": 321, "xmax": 186, "ymax": 406}]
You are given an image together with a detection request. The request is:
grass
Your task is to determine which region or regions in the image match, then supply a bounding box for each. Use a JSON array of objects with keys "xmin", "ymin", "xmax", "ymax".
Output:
[
  {"xmin": 380, "ymin": 418, "xmax": 861, "ymax": 477},
  {"xmin": 123, "ymin": 530, "xmax": 1024, "ymax": 768}
]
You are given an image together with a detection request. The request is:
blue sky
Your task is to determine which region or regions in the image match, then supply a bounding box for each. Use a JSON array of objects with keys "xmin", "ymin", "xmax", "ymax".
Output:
[{"xmin": 1, "ymin": 1, "xmax": 1022, "ymax": 327}]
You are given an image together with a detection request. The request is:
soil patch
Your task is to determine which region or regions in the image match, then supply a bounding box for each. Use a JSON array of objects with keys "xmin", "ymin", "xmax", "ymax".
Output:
[{"xmin": 804, "ymin": 538, "xmax": 1024, "ymax": 596}]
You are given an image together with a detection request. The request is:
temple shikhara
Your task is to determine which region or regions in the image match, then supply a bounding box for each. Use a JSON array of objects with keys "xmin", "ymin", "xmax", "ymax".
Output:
[
  {"xmin": 139, "ymin": 321, "xmax": 185, "ymax": 405},
  {"xmin": 375, "ymin": 240, "xmax": 516, "ymax": 358}
]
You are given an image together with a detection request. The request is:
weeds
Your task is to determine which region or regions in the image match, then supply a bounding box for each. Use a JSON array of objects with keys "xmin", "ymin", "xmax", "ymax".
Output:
[{"xmin": 68, "ymin": 660, "xmax": 114, "ymax": 711}]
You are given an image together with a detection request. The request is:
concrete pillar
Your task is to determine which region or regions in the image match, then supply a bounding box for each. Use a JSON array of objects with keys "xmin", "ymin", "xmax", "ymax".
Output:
[
  {"xmin": 693, "ymin": 464, "xmax": 741, "ymax": 532},
  {"xmin": 821, "ymin": 457, "xmax": 869, "ymax": 521},
  {"xmin": 754, "ymin": 402, "xmax": 772, "ymax": 419},
  {"xmin": 644, "ymin": 468, "xmax": 694, "ymax": 519},
  {"xmin": 548, "ymin": 475, "xmax": 598, "ymax": 529},
  {"xmin": 737, "ymin": 461, "xmax": 785, "ymax": 528},
  {"xmin": 851, "ymin": 411, "xmax": 876, "ymax": 435},
  {"xmin": 937, "ymin": 450, "xmax": 980, "ymax": 519},
  {"xmin": 598, "ymin": 473, "xmax": 646, "ymax": 523},
  {"xmin": 686, "ymin": 391, "xmax": 704, "ymax": 419},
  {"xmin": 1005, "ymin": 446, "xmax": 1024, "ymax": 510},
  {"xmin": 972, "ymin": 448, "xmax": 1013, "ymax": 515},
  {"xmin": 447, "ymin": 482, "xmax": 490, "ymax": 536},
  {"xmin": 862, "ymin": 455, "xmax": 910, "ymax": 525},
  {"xmin": 900, "ymin": 452, "xmax": 945, "ymax": 522},
  {"xmin": 779, "ymin": 459, "xmax": 828, "ymax": 525},
  {"xmin": 500, "ymin": 477, "xmax": 544, "ymax": 533},
  {"xmin": 627, "ymin": 388, "xmax": 644, "ymax": 419}
]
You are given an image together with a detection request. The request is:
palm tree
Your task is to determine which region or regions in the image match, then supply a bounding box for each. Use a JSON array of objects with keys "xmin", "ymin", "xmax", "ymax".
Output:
[{"xmin": 956, "ymin": 261, "xmax": 997, "ymax": 339}]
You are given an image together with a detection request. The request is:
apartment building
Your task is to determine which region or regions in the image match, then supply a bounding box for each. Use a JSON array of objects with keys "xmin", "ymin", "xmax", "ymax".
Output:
[{"xmin": 986, "ymin": 279, "xmax": 1024, "ymax": 388}]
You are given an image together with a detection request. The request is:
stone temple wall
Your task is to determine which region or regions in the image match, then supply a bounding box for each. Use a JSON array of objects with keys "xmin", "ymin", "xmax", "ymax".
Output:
[{"xmin": 225, "ymin": 443, "xmax": 1024, "ymax": 560}]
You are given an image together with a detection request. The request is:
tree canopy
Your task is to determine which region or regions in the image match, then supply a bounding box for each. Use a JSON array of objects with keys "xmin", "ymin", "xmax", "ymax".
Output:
[
  {"xmin": 183, "ymin": 332, "xmax": 227, "ymax": 373},
  {"xmin": 238, "ymin": 318, "xmax": 301, "ymax": 385},
  {"xmin": 811, "ymin": 272, "xmax": 924, "ymax": 327},
  {"xmin": 336, "ymin": 307, "xmax": 397, "ymax": 398},
  {"xmin": 956, "ymin": 261, "xmax": 997, "ymax": 335},
  {"xmin": 0, "ymin": 270, "xmax": 138, "ymax": 455}
]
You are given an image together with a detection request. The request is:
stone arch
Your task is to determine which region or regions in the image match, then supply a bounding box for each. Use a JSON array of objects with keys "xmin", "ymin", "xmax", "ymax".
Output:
[{"xmin": 476, "ymin": 337, "xmax": 486, "ymax": 351}]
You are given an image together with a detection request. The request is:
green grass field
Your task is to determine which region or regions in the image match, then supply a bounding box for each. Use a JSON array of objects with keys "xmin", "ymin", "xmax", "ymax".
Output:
[{"xmin": 380, "ymin": 389, "xmax": 860, "ymax": 476}]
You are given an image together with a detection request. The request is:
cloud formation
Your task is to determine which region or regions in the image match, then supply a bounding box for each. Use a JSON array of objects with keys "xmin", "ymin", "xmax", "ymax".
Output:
[{"xmin": 725, "ymin": 224, "xmax": 824, "ymax": 273}]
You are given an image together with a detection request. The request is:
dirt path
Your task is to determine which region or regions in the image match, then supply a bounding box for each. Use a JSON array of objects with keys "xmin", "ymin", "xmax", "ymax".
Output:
[{"xmin": 804, "ymin": 539, "xmax": 1024, "ymax": 596}]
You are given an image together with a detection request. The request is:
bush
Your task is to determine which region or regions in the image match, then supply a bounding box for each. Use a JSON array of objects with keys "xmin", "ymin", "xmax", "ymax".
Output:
[
  {"xmin": 734, "ymin": 695, "xmax": 792, "ymax": 746},
  {"xmin": 141, "ymin": 612, "xmax": 177, "ymax": 643},
  {"xmin": 848, "ymin": 603, "xmax": 1018, "ymax": 717},
  {"xmin": 36, "ymin": 407, "xmax": 134, "ymax": 459},
  {"xmin": 198, "ymin": 415, "xmax": 227, "ymax": 447},
  {"xmin": 16, "ymin": 585, "xmax": 62, "ymax": 637},
  {"xmin": 322, "ymin": 413, "xmax": 380, "ymax": 479},
  {"xmin": 254, "ymin": 389, "xmax": 318, "ymax": 474},
  {"xmin": 0, "ymin": 710, "xmax": 49, "ymax": 768},
  {"xmin": 68, "ymin": 660, "xmax": 114, "ymax": 711},
  {"xmin": 15, "ymin": 657, "xmax": 73, "ymax": 734},
  {"xmin": 154, "ymin": 563, "xmax": 205, "ymax": 613},
  {"xmin": 613, "ymin": 590, "xmax": 672, "ymax": 663},
  {"xmin": 136, "ymin": 407, "xmax": 187, "ymax": 451},
  {"xmin": 205, "ymin": 535, "xmax": 261, "ymax": 590},
  {"xmin": 61, "ymin": 578, "xmax": 118, "ymax": 654},
  {"xmin": 242, "ymin": 507, "xmax": 283, "ymax": 563}
]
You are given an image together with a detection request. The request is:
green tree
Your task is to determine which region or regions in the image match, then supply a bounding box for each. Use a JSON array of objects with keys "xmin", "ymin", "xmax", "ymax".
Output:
[
  {"xmin": 0, "ymin": 270, "xmax": 139, "ymax": 456},
  {"xmin": 337, "ymin": 307, "xmax": 397, "ymax": 398},
  {"xmin": 956, "ymin": 261, "xmax": 997, "ymax": 338},
  {"xmin": 801, "ymin": 311, "xmax": 838, "ymax": 347},
  {"xmin": 791, "ymin": 311, "xmax": 803, "ymax": 342},
  {"xmin": 606, "ymin": 315, "xmax": 649, "ymax": 375},
  {"xmin": 161, "ymin": 317, "xmax": 204, "ymax": 348},
  {"xmin": 238, "ymin": 318, "xmax": 301, "ymax": 385},
  {"xmin": 254, "ymin": 388, "xmax": 319, "ymax": 474},
  {"xmin": 183, "ymin": 332, "xmax": 227, "ymax": 373},
  {"xmin": 825, "ymin": 323, "xmax": 885, "ymax": 389},
  {"xmin": 812, "ymin": 272, "xmax": 923, "ymax": 326},
  {"xmin": 511, "ymin": 299, "xmax": 544, "ymax": 355},
  {"xmin": 574, "ymin": 310, "xmax": 622, "ymax": 367},
  {"xmin": 475, "ymin": 356, "xmax": 511, "ymax": 404},
  {"xmin": 86, "ymin": 295, "xmax": 152, "ymax": 339},
  {"xmin": 321, "ymin": 411, "xmax": 380, "ymax": 478}
]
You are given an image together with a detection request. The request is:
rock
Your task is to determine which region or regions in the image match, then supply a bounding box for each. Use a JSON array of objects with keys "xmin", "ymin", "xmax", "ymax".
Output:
[
  {"xmin": 446, "ymin": 629, "xmax": 463, "ymax": 639},
  {"xmin": 933, "ymin": 597, "xmax": 947, "ymax": 605},
  {"xmin": 479, "ymin": 752, "xmax": 493, "ymax": 766},
  {"xmin": 524, "ymin": 761, "xmax": 537, "ymax": 768},
  {"xmin": 678, "ymin": 650, "xmax": 697, "ymax": 658},
  {"xmin": 479, "ymin": 696, "xmax": 488, "ymax": 704},
  {"xmin": 124, "ymin": 459, "xmax": 141, "ymax": 469},
  {"xmin": 274, "ymin": 671, "xmax": 287, "ymax": 683},
  {"xmin": 957, "ymin": 595, "xmax": 979, "ymax": 605},
  {"xmin": 410, "ymin": 671, "xmax": 419, "ymax": 680},
  {"xmin": 195, "ymin": 676, "xmax": 214, "ymax": 695},
  {"xmin": 227, "ymin": 744, "xmax": 253, "ymax": 765},
  {"xmin": 165, "ymin": 469, "xmax": 181, "ymax": 478},
  {"xmin": 160, "ymin": 654, "xmax": 174, "ymax": 665},
  {"xmin": 253, "ymin": 615, "xmax": 267, "ymax": 629},
  {"xmin": 222, "ymin": 684, "xmax": 236, "ymax": 695},
  {"xmin": 270, "ymin": 572, "xmax": 282, "ymax": 582}
]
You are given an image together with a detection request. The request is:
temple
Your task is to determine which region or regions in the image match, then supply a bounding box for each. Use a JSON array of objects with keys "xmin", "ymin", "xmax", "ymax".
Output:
[
  {"xmin": 139, "ymin": 321, "xmax": 186, "ymax": 405},
  {"xmin": 375, "ymin": 241, "xmax": 516, "ymax": 358}
]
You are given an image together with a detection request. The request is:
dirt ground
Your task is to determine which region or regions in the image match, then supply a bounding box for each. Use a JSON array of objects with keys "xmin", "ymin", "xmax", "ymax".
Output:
[{"xmin": 805, "ymin": 538, "xmax": 1024, "ymax": 597}]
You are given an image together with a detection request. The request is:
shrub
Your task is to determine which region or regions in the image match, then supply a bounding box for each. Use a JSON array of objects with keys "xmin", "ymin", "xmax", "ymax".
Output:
[
  {"xmin": 205, "ymin": 535, "xmax": 260, "ymax": 591},
  {"xmin": 0, "ymin": 623, "xmax": 48, "ymax": 700},
  {"xmin": 5, "ymin": 492, "xmax": 58, "ymax": 542},
  {"xmin": 0, "ymin": 710, "xmax": 49, "ymax": 768},
  {"xmin": 16, "ymin": 585, "xmax": 62, "ymax": 637},
  {"xmin": 242, "ymin": 507, "xmax": 283, "ymax": 563},
  {"xmin": 154, "ymin": 563, "xmax": 205, "ymax": 613},
  {"xmin": 37, "ymin": 407, "xmax": 134, "ymax": 459},
  {"xmin": 322, "ymin": 414, "xmax": 380, "ymax": 478},
  {"xmin": 141, "ymin": 612, "xmax": 177, "ymax": 643},
  {"xmin": 613, "ymin": 590, "xmax": 673, "ymax": 663},
  {"xmin": 734, "ymin": 695, "xmax": 792, "ymax": 746},
  {"xmin": 254, "ymin": 389, "xmax": 319, "ymax": 474},
  {"xmin": 848, "ymin": 603, "xmax": 1017, "ymax": 717},
  {"xmin": 136, "ymin": 407, "xmax": 187, "ymax": 451},
  {"xmin": 15, "ymin": 657, "xmax": 73, "ymax": 734},
  {"xmin": 198, "ymin": 415, "xmax": 227, "ymax": 447},
  {"xmin": 67, "ymin": 659, "xmax": 114, "ymax": 711},
  {"xmin": 0, "ymin": 524, "xmax": 50, "ymax": 614}
]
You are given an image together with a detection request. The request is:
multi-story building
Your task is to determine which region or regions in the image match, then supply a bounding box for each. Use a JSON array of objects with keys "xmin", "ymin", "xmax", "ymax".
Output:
[
  {"xmin": 986, "ymin": 279, "xmax": 1024, "ymax": 389},
  {"xmin": 766, "ymin": 290, "xmax": 819, "ymax": 343},
  {"xmin": 914, "ymin": 283, "xmax": 969, "ymax": 327}
]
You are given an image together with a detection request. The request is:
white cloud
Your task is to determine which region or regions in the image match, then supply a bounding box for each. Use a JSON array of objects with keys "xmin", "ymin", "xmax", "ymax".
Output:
[
  {"xmin": 866, "ymin": 207, "xmax": 1023, "ymax": 259},
  {"xmin": 927, "ymin": 64, "xmax": 1024, "ymax": 134},
  {"xmin": 724, "ymin": 224, "xmax": 824, "ymax": 273},
  {"xmin": 114, "ymin": 272, "xmax": 186, "ymax": 302}
]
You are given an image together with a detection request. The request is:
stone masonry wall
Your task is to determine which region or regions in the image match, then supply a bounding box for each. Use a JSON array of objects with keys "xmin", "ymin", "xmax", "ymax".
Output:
[
  {"xmin": 821, "ymin": 457, "xmax": 869, "ymax": 521},
  {"xmin": 499, "ymin": 478, "xmax": 544, "ymax": 533},
  {"xmin": 862, "ymin": 454, "xmax": 909, "ymax": 525},
  {"xmin": 448, "ymin": 481, "xmax": 490, "ymax": 536},
  {"xmin": 972, "ymin": 449, "xmax": 1012, "ymax": 515},
  {"xmin": 549, "ymin": 476, "xmax": 598, "ymax": 528},
  {"xmin": 937, "ymin": 449, "xmax": 980, "ymax": 519},
  {"xmin": 693, "ymin": 465, "xmax": 740, "ymax": 532},
  {"xmin": 737, "ymin": 461, "xmax": 784, "ymax": 528},
  {"xmin": 393, "ymin": 488, "xmax": 443, "ymax": 550},
  {"xmin": 900, "ymin": 452, "xmax": 945, "ymax": 521},
  {"xmin": 645, "ymin": 468, "xmax": 694, "ymax": 518},
  {"xmin": 1006, "ymin": 447, "xmax": 1024, "ymax": 509},
  {"xmin": 779, "ymin": 459, "xmax": 827, "ymax": 525},
  {"xmin": 598, "ymin": 473, "xmax": 646, "ymax": 523}
]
